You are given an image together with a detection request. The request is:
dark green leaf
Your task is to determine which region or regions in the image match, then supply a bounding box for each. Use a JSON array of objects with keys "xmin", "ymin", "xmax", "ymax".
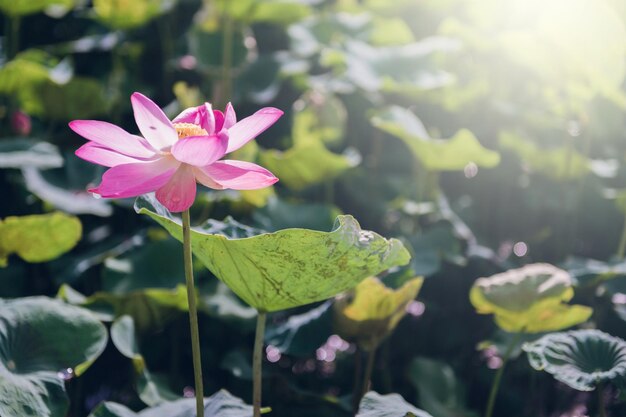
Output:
[
  {"xmin": 524, "ymin": 329, "xmax": 626, "ymax": 391},
  {"xmin": 371, "ymin": 106, "xmax": 499, "ymax": 171},
  {"xmin": 88, "ymin": 389, "xmax": 254, "ymax": 417},
  {"xmin": 357, "ymin": 391, "xmax": 433, "ymax": 417},
  {"xmin": 0, "ymin": 140, "xmax": 63, "ymax": 169},
  {"xmin": 265, "ymin": 301, "xmax": 332, "ymax": 357},
  {"xmin": 0, "ymin": 297, "xmax": 107, "ymax": 417}
]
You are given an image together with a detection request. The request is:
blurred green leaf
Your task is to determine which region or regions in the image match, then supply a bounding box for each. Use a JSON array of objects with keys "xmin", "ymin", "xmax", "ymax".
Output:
[
  {"xmin": 35, "ymin": 77, "xmax": 108, "ymax": 120},
  {"xmin": 562, "ymin": 257, "xmax": 626, "ymax": 286},
  {"xmin": 220, "ymin": 350, "xmax": 253, "ymax": 381},
  {"xmin": 334, "ymin": 276, "xmax": 422, "ymax": 350},
  {"xmin": 88, "ymin": 389, "xmax": 254, "ymax": 417},
  {"xmin": 0, "ymin": 139, "xmax": 63, "ymax": 169},
  {"xmin": 407, "ymin": 221, "xmax": 464, "ymax": 277},
  {"xmin": 253, "ymin": 197, "xmax": 341, "ymax": 232},
  {"xmin": 58, "ymin": 284, "xmax": 188, "ymax": 332},
  {"xmin": 470, "ymin": 263, "xmax": 592, "ymax": 333},
  {"xmin": 189, "ymin": 27, "xmax": 248, "ymax": 71},
  {"xmin": 259, "ymin": 140, "xmax": 356, "ymax": 190},
  {"xmin": 408, "ymin": 357, "xmax": 478, "ymax": 417},
  {"xmin": 258, "ymin": 98, "xmax": 355, "ymax": 189},
  {"xmin": 372, "ymin": 106, "xmax": 500, "ymax": 171},
  {"xmin": 524, "ymin": 329, "xmax": 626, "ymax": 391},
  {"xmin": 0, "ymin": 50, "xmax": 107, "ymax": 119},
  {"xmin": 0, "ymin": 212, "xmax": 81, "ymax": 267},
  {"xmin": 22, "ymin": 166, "xmax": 113, "ymax": 217},
  {"xmin": 200, "ymin": 0, "xmax": 311, "ymax": 27},
  {"xmin": 102, "ymin": 237, "xmax": 184, "ymax": 293},
  {"xmin": 369, "ymin": 17, "xmax": 415, "ymax": 46},
  {"xmin": 251, "ymin": 0, "xmax": 312, "ymax": 25},
  {"xmin": 199, "ymin": 281, "xmax": 257, "ymax": 325},
  {"xmin": 265, "ymin": 301, "xmax": 332, "ymax": 357},
  {"xmin": 0, "ymin": 0, "xmax": 74, "ymax": 16},
  {"xmin": 357, "ymin": 391, "xmax": 433, "ymax": 417},
  {"xmin": 0, "ymin": 50, "xmax": 54, "ymax": 104},
  {"xmin": 293, "ymin": 96, "xmax": 347, "ymax": 147},
  {"xmin": 93, "ymin": 0, "xmax": 170, "ymax": 29},
  {"xmin": 110, "ymin": 315, "xmax": 145, "ymax": 370},
  {"xmin": 499, "ymin": 131, "xmax": 589, "ymax": 179},
  {"xmin": 136, "ymin": 195, "xmax": 411, "ymax": 312},
  {"xmin": 0, "ymin": 297, "xmax": 107, "ymax": 417},
  {"xmin": 111, "ymin": 315, "xmax": 178, "ymax": 406}
]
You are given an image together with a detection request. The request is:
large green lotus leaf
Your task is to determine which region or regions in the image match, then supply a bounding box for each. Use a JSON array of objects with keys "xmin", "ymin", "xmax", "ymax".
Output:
[
  {"xmin": 0, "ymin": 139, "xmax": 63, "ymax": 169},
  {"xmin": 0, "ymin": 297, "xmax": 108, "ymax": 417},
  {"xmin": 265, "ymin": 301, "xmax": 332, "ymax": 357},
  {"xmin": 524, "ymin": 329, "xmax": 626, "ymax": 391},
  {"xmin": 0, "ymin": 0, "xmax": 74, "ymax": 16},
  {"xmin": 334, "ymin": 276, "xmax": 422, "ymax": 350},
  {"xmin": 357, "ymin": 391, "xmax": 433, "ymax": 417},
  {"xmin": 135, "ymin": 195, "xmax": 410, "ymax": 312},
  {"xmin": 371, "ymin": 106, "xmax": 500, "ymax": 171},
  {"xmin": 111, "ymin": 316, "xmax": 178, "ymax": 406},
  {"xmin": 0, "ymin": 212, "xmax": 81, "ymax": 267},
  {"xmin": 57, "ymin": 284, "xmax": 188, "ymax": 332},
  {"xmin": 470, "ymin": 263, "xmax": 592, "ymax": 333},
  {"xmin": 499, "ymin": 131, "xmax": 589, "ymax": 180},
  {"xmin": 259, "ymin": 140, "xmax": 357, "ymax": 190},
  {"xmin": 88, "ymin": 389, "xmax": 253, "ymax": 417},
  {"xmin": 93, "ymin": 0, "xmax": 167, "ymax": 29}
]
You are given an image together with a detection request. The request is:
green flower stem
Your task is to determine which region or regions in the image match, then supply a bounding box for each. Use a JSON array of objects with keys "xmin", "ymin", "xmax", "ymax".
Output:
[
  {"xmin": 484, "ymin": 333, "xmax": 521, "ymax": 417},
  {"xmin": 6, "ymin": 15, "xmax": 20, "ymax": 60},
  {"xmin": 616, "ymin": 211, "xmax": 626, "ymax": 259},
  {"xmin": 361, "ymin": 346, "xmax": 377, "ymax": 399},
  {"xmin": 253, "ymin": 311, "xmax": 267, "ymax": 417},
  {"xmin": 598, "ymin": 383, "xmax": 606, "ymax": 417},
  {"xmin": 182, "ymin": 209, "xmax": 204, "ymax": 417},
  {"xmin": 351, "ymin": 348, "xmax": 363, "ymax": 416},
  {"xmin": 215, "ymin": 3, "xmax": 234, "ymax": 109}
]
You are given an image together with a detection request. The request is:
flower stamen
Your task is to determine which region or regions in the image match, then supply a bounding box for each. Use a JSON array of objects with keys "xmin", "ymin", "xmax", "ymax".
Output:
[{"xmin": 173, "ymin": 123, "xmax": 208, "ymax": 139}]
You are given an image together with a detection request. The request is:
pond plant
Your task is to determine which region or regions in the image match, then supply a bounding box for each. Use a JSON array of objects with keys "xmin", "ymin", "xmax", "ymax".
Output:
[
  {"xmin": 333, "ymin": 276, "xmax": 423, "ymax": 412},
  {"xmin": 3, "ymin": 0, "xmax": 626, "ymax": 416},
  {"xmin": 524, "ymin": 329, "xmax": 626, "ymax": 417},
  {"xmin": 470, "ymin": 263, "xmax": 592, "ymax": 417},
  {"xmin": 71, "ymin": 93, "xmax": 283, "ymax": 417}
]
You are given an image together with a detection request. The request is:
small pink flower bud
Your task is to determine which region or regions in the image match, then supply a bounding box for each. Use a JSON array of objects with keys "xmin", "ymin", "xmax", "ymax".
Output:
[{"xmin": 11, "ymin": 111, "xmax": 31, "ymax": 136}]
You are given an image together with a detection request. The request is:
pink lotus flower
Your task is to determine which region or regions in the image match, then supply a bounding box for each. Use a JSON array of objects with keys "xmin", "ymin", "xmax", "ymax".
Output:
[{"xmin": 70, "ymin": 93, "xmax": 282, "ymax": 212}]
